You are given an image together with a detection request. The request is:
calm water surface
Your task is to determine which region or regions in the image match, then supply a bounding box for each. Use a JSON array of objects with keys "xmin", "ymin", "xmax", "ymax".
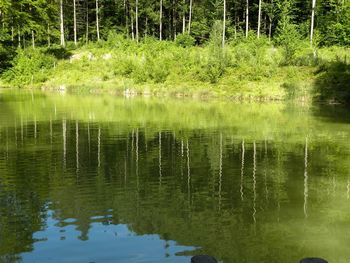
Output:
[{"xmin": 1, "ymin": 91, "xmax": 350, "ymax": 263}]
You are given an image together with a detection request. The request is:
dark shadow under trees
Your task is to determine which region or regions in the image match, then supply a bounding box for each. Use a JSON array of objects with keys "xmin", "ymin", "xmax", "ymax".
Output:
[{"xmin": 313, "ymin": 57, "xmax": 350, "ymax": 104}]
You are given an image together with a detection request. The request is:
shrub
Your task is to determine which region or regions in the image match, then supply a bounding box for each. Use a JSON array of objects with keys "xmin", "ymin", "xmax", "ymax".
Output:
[
  {"xmin": 3, "ymin": 48, "xmax": 56, "ymax": 86},
  {"xmin": 175, "ymin": 34, "xmax": 195, "ymax": 48}
]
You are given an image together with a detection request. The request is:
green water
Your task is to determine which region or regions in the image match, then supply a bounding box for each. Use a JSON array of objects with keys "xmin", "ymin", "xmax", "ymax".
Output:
[{"xmin": 1, "ymin": 91, "xmax": 350, "ymax": 263}]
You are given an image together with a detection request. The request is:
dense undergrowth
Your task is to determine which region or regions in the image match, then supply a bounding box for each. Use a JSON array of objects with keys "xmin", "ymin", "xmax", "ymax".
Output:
[{"xmin": 0, "ymin": 30, "xmax": 349, "ymax": 102}]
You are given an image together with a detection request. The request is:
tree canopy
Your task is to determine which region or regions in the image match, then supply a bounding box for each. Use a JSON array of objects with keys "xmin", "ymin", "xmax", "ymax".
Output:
[{"xmin": 0, "ymin": 0, "xmax": 349, "ymax": 47}]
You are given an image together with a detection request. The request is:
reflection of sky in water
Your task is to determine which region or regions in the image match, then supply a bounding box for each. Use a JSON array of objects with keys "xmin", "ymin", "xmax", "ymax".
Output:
[{"xmin": 21, "ymin": 210, "xmax": 196, "ymax": 263}]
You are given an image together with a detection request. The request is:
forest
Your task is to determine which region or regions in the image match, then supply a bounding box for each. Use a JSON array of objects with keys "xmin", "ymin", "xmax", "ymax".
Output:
[{"xmin": 0, "ymin": 0, "xmax": 350, "ymax": 102}]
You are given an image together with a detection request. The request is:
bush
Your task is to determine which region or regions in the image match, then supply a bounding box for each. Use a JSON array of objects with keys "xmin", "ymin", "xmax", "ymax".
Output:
[
  {"xmin": 3, "ymin": 48, "xmax": 56, "ymax": 86},
  {"xmin": 175, "ymin": 34, "xmax": 195, "ymax": 48}
]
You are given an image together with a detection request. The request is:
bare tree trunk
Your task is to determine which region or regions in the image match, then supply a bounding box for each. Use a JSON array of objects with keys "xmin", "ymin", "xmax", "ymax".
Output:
[
  {"xmin": 182, "ymin": 0, "xmax": 186, "ymax": 33},
  {"xmin": 74, "ymin": 0, "xmax": 77, "ymax": 45},
  {"xmin": 124, "ymin": 0, "xmax": 129, "ymax": 37},
  {"xmin": 96, "ymin": 0, "xmax": 100, "ymax": 41},
  {"xmin": 86, "ymin": 1, "xmax": 89, "ymax": 44},
  {"xmin": 60, "ymin": 0, "xmax": 65, "ymax": 47},
  {"xmin": 145, "ymin": 16, "xmax": 148, "ymax": 37},
  {"xmin": 18, "ymin": 27, "xmax": 21, "ymax": 48},
  {"xmin": 188, "ymin": 0, "xmax": 193, "ymax": 34},
  {"xmin": 135, "ymin": 0, "xmax": 139, "ymax": 42},
  {"xmin": 222, "ymin": 0, "xmax": 226, "ymax": 47},
  {"xmin": 257, "ymin": 0, "xmax": 262, "ymax": 38},
  {"xmin": 48, "ymin": 23, "xmax": 51, "ymax": 47},
  {"xmin": 245, "ymin": 0, "xmax": 249, "ymax": 38},
  {"xmin": 234, "ymin": 11, "xmax": 237, "ymax": 39},
  {"xmin": 31, "ymin": 30, "xmax": 35, "ymax": 48},
  {"xmin": 172, "ymin": 0, "xmax": 176, "ymax": 39},
  {"xmin": 131, "ymin": 11, "xmax": 134, "ymax": 40},
  {"xmin": 310, "ymin": 0, "xmax": 317, "ymax": 45},
  {"xmin": 269, "ymin": 19, "xmax": 272, "ymax": 41},
  {"xmin": 160, "ymin": 0, "xmax": 163, "ymax": 40}
]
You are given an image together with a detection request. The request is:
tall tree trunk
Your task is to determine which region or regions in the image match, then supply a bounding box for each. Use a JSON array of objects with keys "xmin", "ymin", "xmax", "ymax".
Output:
[
  {"xmin": 124, "ymin": 0, "xmax": 129, "ymax": 37},
  {"xmin": 48, "ymin": 23, "xmax": 51, "ymax": 47},
  {"xmin": 234, "ymin": 10, "xmax": 237, "ymax": 39},
  {"xmin": 135, "ymin": 0, "xmax": 139, "ymax": 42},
  {"xmin": 145, "ymin": 16, "xmax": 148, "ymax": 37},
  {"xmin": 222, "ymin": 0, "xmax": 226, "ymax": 47},
  {"xmin": 86, "ymin": 0, "xmax": 89, "ymax": 44},
  {"xmin": 182, "ymin": 0, "xmax": 186, "ymax": 33},
  {"xmin": 18, "ymin": 27, "xmax": 21, "ymax": 48},
  {"xmin": 310, "ymin": 0, "xmax": 316, "ymax": 45},
  {"xmin": 131, "ymin": 11, "xmax": 134, "ymax": 40},
  {"xmin": 73, "ymin": 0, "xmax": 77, "ymax": 45},
  {"xmin": 31, "ymin": 30, "xmax": 35, "ymax": 48},
  {"xmin": 172, "ymin": 0, "xmax": 175, "ymax": 39},
  {"xmin": 160, "ymin": 0, "xmax": 163, "ymax": 40},
  {"xmin": 268, "ymin": 19, "xmax": 272, "ymax": 41},
  {"xmin": 60, "ymin": 0, "xmax": 65, "ymax": 47},
  {"xmin": 245, "ymin": 0, "xmax": 249, "ymax": 38},
  {"xmin": 96, "ymin": 0, "xmax": 100, "ymax": 41},
  {"xmin": 257, "ymin": 0, "xmax": 262, "ymax": 38},
  {"xmin": 188, "ymin": 0, "xmax": 193, "ymax": 34}
]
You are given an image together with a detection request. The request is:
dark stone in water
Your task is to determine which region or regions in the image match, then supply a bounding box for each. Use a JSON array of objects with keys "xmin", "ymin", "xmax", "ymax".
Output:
[
  {"xmin": 191, "ymin": 255, "xmax": 217, "ymax": 263},
  {"xmin": 300, "ymin": 258, "xmax": 328, "ymax": 263}
]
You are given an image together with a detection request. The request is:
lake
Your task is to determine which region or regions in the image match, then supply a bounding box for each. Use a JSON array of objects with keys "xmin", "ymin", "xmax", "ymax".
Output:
[{"xmin": 1, "ymin": 90, "xmax": 350, "ymax": 263}]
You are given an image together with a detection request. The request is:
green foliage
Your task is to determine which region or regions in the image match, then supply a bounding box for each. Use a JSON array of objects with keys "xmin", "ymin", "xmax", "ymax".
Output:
[
  {"xmin": 175, "ymin": 34, "xmax": 195, "ymax": 48},
  {"xmin": 314, "ymin": 58, "xmax": 350, "ymax": 103},
  {"xmin": 0, "ymin": 44, "xmax": 16, "ymax": 74},
  {"xmin": 3, "ymin": 48, "xmax": 56, "ymax": 86},
  {"xmin": 205, "ymin": 21, "xmax": 228, "ymax": 84},
  {"xmin": 274, "ymin": 0, "xmax": 306, "ymax": 65},
  {"xmin": 318, "ymin": 1, "xmax": 350, "ymax": 46}
]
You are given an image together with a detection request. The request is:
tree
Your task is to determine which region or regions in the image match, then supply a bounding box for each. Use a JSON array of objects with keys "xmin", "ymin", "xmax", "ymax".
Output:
[
  {"xmin": 60, "ymin": 0, "xmax": 65, "ymax": 46},
  {"xmin": 135, "ymin": 0, "xmax": 139, "ymax": 42},
  {"xmin": 257, "ymin": 0, "xmax": 263, "ymax": 38},
  {"xmin": 222, "ymin": 0, "xmax": 226, "ymax": 47},
  {"xmin": 74, "ymin": 0, "xmax": 77, "ymax": 45},
  {"xmin": 188, "ymin": 0, "xmax": 193, "ymax": 33},
  {"xmin": 245, "ymin": 0, "xmax": 249, "ymax": 38},
  {"xmin": 310, "ymin": 0, "xmax": 316, "ymax": 45},
  {"xmin": 96, "ymin": 0, "xmax": 100, "ymax": 41},
  {"xmin": 160, "ymin": 0, "xmax": 163, "ymax": 40}
]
